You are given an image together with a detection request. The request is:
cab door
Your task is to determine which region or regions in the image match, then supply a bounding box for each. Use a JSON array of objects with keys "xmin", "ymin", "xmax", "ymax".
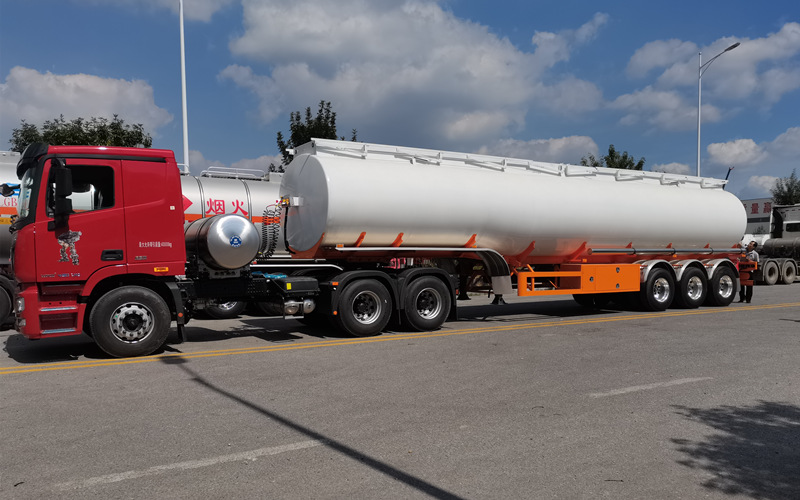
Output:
[{"xmin": 34, "ymin": 158, "xmax": 126, "ymax": 283}]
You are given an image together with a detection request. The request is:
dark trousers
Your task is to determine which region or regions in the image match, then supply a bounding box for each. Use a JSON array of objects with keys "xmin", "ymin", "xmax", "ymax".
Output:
[{"xmin": 739, "ymin": 285, "xmax": 753, "ymax": 302}]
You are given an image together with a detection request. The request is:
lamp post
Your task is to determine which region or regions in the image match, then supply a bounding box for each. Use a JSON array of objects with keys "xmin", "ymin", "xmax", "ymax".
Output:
[
  {"xmin": 696, "ymin": 42, "xmax": 740, "ymax": 177},
  {"xmin": 179, "ymin": 0, "xmax": 190, "ymax": 173}
]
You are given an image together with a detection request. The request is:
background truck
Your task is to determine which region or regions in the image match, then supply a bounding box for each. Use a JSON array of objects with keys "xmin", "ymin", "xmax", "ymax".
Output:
[
  {"xmin": 11, "ymin": 139, "xmax": 746, "ymax": 358},
  {"xmin": 743, "ymin": 204, "xmax": 800, "ymax": 285}
]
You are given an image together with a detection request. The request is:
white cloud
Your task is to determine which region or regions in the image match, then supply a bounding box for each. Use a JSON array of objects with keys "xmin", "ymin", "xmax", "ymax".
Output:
[
  {"xmin": 627, "ymin": 39, "xmax": 698, "ymax": 78},
  {"xmin": 76, "ymin": 0, "xmax": 235, "ymax": 22},
  {"xmin": 707, "ymin": 128, "xmax": 800, "ymax": 197},
  {"xmin": 230, "ymin": 154, "xmax": 282, "ymax": 172},
  {"xmin": 747, "ymin": 175, "xmax": 778, "ymax": 194},
  {"xmin": 651, "ymin": 162, "xmax": 691, "ymax": 175},
  {"xmin": 188, "ymin": 150, "xmax": 281, "ymax": 177},
  {"xmin": 0, "ymin": 66, "xmax": 172, "ymax": 139},
  {"xmin": 221, "ymin": 1, "xmax": 607, "ymax": 146},
  {"xmin": 477, "ymin": 136, "xmax": 598, "ymax": 164},
  {"xmin": 631, "ymin": 23, "xmax": 800, "ymax": 103},
  {"xmin": 707, "ymin": 138, "xmax": 767, "ymax": 167},
  {"xmin": 769, "ymin": 127, "xmax": 800, "ymax": 156},
  {"xmin": 610, "ymin": 86, "xmax": 719, "ymax": 131}
]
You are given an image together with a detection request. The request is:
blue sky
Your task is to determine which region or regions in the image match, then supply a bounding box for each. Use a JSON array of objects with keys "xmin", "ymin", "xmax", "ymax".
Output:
[{"xmin": 1, "ymin": 0, "xmax": 798, "ymax": 199}]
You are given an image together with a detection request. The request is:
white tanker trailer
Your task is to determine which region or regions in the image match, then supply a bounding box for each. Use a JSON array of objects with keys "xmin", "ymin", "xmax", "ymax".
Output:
[{"xmin": 271, "ymin": 138, "xmax": 746, "ymax": 328}]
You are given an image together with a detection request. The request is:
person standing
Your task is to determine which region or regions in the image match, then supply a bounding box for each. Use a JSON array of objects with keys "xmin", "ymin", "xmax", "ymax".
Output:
[{"xmin": 739, "ymin": 240, "xmax": 759, "ymax": 303}]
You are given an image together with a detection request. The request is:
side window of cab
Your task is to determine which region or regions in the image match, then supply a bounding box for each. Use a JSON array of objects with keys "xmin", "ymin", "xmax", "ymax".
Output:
[{"xmin": 47, "ymin": 164, "xmax": 115, "ymax": 216}]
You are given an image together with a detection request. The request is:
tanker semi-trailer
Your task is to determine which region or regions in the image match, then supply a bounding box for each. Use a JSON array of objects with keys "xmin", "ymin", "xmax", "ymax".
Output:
[
  {"xmin": 271, "ymin": 138, "xmax": 746, "ymax": 329},
  {"xmin": 11, "ymin": 140, "xmax": 746, "ymax": 358}
]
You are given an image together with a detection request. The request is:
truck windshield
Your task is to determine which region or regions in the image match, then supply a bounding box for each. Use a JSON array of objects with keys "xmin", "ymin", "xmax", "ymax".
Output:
[{"xmin": 17, "ymin": 169, "xmax": 35, "ymax": 220}]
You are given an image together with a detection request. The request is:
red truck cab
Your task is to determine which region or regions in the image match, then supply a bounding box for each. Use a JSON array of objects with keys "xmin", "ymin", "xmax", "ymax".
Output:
[{"xmin": 13, "ymin": 144, "xmax": 186, "ymax": 349}]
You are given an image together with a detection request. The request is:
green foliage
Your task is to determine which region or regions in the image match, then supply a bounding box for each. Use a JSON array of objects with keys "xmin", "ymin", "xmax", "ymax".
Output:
[
  {"xmin": 581, "ymin": 144, "xmax": 645, "ymax": 170},
  {"xmin": 274, "ymin": 101, "xmax": 357, "ymax": 170},
  {"xmin": 9, "ymin": 115, "xmax": 152, "ymax": 152},
  {"xmin": 770, "ymin": 169, "xmax": 800, "ymax": 205}
]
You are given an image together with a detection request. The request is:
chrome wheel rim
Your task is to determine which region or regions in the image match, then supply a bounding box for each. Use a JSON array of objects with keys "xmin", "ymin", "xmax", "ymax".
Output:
[
  {"xmin": 717, "ymin": 275, "xmax": 734, "ymax": 298},
  {"xmin": 110, "ymin": 303, "xmax": 154, "ymax": 342},
  {"xmin": 686, "ymin": 276, "xmax": 704, "ymax": 300},
  {"xmin": 352, "ymin": 291, "xmax": 382, "ymax": 325},
  {"xmin": 415, "ymin": 287, "xmax": 443, "ymax": 320},
  {"xmin": 653, "ymin": 277, "xmax": 671, "ymax": 303}
]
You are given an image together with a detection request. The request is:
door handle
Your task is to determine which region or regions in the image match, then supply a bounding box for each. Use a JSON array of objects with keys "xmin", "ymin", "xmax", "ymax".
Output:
[{"xmin": 101, "ymin": 249, "xmax": 124, "ymax": 261}]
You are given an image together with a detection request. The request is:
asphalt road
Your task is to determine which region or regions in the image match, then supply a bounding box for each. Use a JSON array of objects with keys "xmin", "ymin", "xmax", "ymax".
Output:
[{"xmin": 2, "ymin": 285, "xmax": 799, "ymax": 499}]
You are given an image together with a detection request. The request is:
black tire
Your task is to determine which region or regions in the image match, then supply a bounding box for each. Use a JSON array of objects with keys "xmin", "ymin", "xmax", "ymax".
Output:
[
  {"xmin": 673, "ymin": 267, "xmax": 708, "ymax": 309},
  {"xmin": 205, "ymin": 301, "xmax": 246, "ymax": 319},
  {"xmin": 781, "ymin": 261, "xmax": 797, "ymax": 284},
  {"xmin": 401, "ymin": 277, "xmax": 451, "ymax": 331},
  {"xmin": 762, "ymin": 260, "xmax": 779, "ymax": 286},
  {"xmin": 0, "ymin": 287, "xmax": 11, "ymax": 325},
  {"xmin": 704, "ymin": 266, "xmax": 737, "ymax": 307},
  {"xmin": 639, "ymin": 268, "xmax": 675, "ymax": 311},
  {"xmin": 89, "ymin": 286, "xmax": 171, "ymax": 357},
  {"xmin": 334, "ymin": 279, "xmax": 391, "ymax": 337}
]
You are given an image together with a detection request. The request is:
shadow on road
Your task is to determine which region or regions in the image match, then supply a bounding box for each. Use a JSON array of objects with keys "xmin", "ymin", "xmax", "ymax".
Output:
[
  {"xmin": 672, "ymin": 400, "xmax": 800, "ymax": 500},
  {"xmin": 160, "ymin": 355, "xmax": 466, "ymax": 500},
  {"xmin": 455, "ymin": 297, "xmax": 622, "ymax": 323}
]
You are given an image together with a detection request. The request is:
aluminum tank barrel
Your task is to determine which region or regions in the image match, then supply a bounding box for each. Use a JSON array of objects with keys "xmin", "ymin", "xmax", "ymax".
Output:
[{"xmin": 279, "ymin": 139, "xmax": 746, "ymax": 263}]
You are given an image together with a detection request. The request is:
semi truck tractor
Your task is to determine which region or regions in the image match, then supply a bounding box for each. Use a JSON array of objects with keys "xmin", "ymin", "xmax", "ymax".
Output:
[
  {"xmin": 1, "ymin": 150, "xmax": 303, "ymax": 322},
  {"xmin": 744, "ymin": 204, "xmax": 800, "ymax": 285},
  {"xmin": 11, "ymin": 139, "xmax": 746, "ymax": 357}
]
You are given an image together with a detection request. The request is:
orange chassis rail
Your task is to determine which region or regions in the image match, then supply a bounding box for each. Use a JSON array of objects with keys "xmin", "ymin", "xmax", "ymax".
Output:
[{"xmin": 516, "ymin": 263, "xmax": 642, "ymax": 297}]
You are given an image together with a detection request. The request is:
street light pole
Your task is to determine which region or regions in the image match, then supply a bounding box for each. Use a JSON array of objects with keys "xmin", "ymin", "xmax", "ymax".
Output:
[
  {"xmin": 696, "ymin": 42, "xmax": 740, "ymax": 177},
  {"xmin": 179, "ymin": 0, "xmax": 190, "ymax": 174}
]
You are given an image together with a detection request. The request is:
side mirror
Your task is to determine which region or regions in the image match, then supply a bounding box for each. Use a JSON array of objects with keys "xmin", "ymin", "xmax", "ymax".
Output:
[
  {"xmin": 53, "ymin": 159, "xmax": 73, "ymax": 199},
  {"xmin": 0, "ymin": 183, "xmax": 18, "ymax": 197},
  {"xmin": 49, "ymin": 159, "xmax": 73, "ymax": 229}
]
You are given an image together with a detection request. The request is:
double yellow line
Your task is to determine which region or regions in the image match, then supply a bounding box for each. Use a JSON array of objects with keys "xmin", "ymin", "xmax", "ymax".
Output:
[{"xmin": 2, "ymin": 302, "xmax": 798, "ymax": 375}]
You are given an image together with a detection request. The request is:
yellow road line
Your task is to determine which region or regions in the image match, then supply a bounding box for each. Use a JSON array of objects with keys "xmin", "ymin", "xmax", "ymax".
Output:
[{"xmin": 2, "ymin": 302, "xmax": 798, "ymax": 375}]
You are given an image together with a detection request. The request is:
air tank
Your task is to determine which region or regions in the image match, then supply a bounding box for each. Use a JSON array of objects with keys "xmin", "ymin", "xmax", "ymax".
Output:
[
  {"xmin": 280, "ymin": 139, "xmax": 746, "ymax": 262},
  {"xmin": 185, "ymin": 214, "xmax": 261, "ymax": 269}
]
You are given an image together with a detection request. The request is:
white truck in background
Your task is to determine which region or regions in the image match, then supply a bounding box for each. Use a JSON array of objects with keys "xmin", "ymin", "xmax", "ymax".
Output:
[{"xmin": 743, "ymin": 204, "xmax": 800, "ymax": 285}]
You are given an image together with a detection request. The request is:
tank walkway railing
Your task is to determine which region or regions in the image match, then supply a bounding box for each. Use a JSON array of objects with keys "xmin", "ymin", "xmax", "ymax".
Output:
[{"xmin": 303, "ymin": 138, "xmax": 728, "ymax": 188}]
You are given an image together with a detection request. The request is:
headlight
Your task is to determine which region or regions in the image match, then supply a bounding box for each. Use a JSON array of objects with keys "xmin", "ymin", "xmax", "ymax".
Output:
[{"xmin": 15, "ymin": 297, "xmax": 24, "ymax": 313}]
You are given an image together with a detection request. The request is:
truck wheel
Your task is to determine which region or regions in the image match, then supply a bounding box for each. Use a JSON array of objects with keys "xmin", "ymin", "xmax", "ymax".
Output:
[
  {"xmin": 0, "ymin": 287, "xmax": 11, "ymax": 325},
  {"xmin": 402, "ymin": 276, "xmax": 451, "ymax": 331},
  {"xmin": 89, "ymin": 286, "xmax": 171, "ymax": 357},
  {"xmin": 704, "ymin": 266, "xmax": 737, "ymax": 307},
  {"xmin": 781, "ymin": 261, "xmax": 796, "ymax": 284},
  {"xmin": 335, "ymin": 279, "xmax": 391, "ymax": 337},
  {"xmin": 674, "ymin": 267, "xmax": 707, "ymax": 309},
  {"xmin": 205, "ymin": 301, "xmax": 246, "ymax": 319},
  {"xmin": 639, "ymin": 268, "xmax": 674, "ymax": 311},
  {"xmin": 762, "ymin": 260, "xmax": 779, "ymax": 285}
]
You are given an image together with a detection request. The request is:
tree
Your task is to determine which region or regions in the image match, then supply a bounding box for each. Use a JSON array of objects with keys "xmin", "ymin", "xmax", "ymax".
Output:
[
  {"xmin": 8, "ymin": 115, "xmax": 152, "ymax": 153},
  {"xmin": 770, "ymin": 169, "xmax": 800, "ymax": 205},
  {"xmin": 581, "ymin": 144, "xmax": 645, "ymax": 170},
  {"xmin": 273, "ymin": 101, "xmax": 357, "ymax": 171}
]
